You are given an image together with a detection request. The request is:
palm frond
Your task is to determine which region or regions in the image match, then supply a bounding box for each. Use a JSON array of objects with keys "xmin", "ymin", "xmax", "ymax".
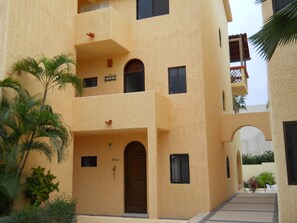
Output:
[
  {"xmin": 255, "ymin": 0, "xmax": 267, "ymax": 5},
  {"xmin": 22, "ymin": 141, "xmax": 54, "ymax": 162},
  {"xmin": 0, "ymin": 172, "xmax": 19, "ymax": 201},
  {"xmin": 11, "ymin": 57, "xmax": 44, "ymax": 81},
  {"xmin": 250, "ymin": 0, "xmax": 297, "ymax": 60}
]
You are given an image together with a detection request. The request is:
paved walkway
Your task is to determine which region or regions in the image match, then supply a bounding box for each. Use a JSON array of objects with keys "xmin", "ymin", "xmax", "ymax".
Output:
[{"xmin": 197, "ymin": 193, "xmax": 278, "ymax": 223}]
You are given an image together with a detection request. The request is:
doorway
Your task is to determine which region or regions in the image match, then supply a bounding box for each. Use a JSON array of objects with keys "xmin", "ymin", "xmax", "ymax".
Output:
[{"xmin": 124, "ymin": 141, "xmax": 147, "ymax": 213}]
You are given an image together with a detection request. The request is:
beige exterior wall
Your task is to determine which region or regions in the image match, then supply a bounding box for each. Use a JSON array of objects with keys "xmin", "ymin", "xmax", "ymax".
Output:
[
  {"xmin": 262, "ymin": 1, "xmax": 297, "ymax": 222},
  {"xmin": 0, "ymin": 0, "xmax": 77, "ymax": 197},
  {"xmin": 242, "ymin": 163, "xmax": 276, "ymax": 182},
  {"xmin": 0, "ymin": 0, "xmax": 242, "ymax": 220},
  {"xmin": 199, "ymin": 0, "xmax": 237, "ymax": 210}
]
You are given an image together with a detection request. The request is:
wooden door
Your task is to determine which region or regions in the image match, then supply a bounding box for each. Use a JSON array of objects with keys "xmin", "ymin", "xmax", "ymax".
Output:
[{"xmin": 124, "ymin": 141, "xmax": 147, "ymax": 213}]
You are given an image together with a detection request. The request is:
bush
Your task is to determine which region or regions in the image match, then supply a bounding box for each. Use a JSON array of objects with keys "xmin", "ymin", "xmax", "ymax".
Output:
[
  {"xmin": 24, "ymin": 166, "xmax": 59, "ymax": 207},
  {"xmin": 242, "ymin": 151, "xmax": 274, "ymax": 165},
  {"xmin": 0, "ymin": 195, "xmax": 76, "ymax": 223},
  {"xmin": 255, "ymin": 171, "xmax": 276, "ymax": 188}
]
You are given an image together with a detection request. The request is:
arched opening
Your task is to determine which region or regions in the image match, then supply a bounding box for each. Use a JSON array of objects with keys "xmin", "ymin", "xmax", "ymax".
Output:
[
  {"xmin": 124, "ymin": 141, "xmax": 147, "ymax": 213},
  {"xmin": 222, "ymin": 90, "xmax": 226, "ymax": 111},
  {"xmin": 226, "ymin": 156, "xmax": 230, "ymax": 178},
  {"xmin": 124, "ymin": 59, "xmax": 145, "ymax": 93}
]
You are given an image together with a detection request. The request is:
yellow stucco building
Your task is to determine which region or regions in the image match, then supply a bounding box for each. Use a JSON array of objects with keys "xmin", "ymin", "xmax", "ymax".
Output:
[
  {"xmin": 261, "ymin": 1, "xmax": 297, "ymax": 222},
  {"xmin": 0, "ymin": 0, "xmax": 271, "ymax": 222}
]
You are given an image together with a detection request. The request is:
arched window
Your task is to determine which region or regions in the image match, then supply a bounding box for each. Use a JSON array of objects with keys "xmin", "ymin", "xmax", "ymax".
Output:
[
  {"xmin": 124, "ymin": 59, "xmax": 145, "ymax": 93},
  {"xmin": 219, "ymin": 28, "xmax": 222, "ymax": 48},
  {"xmin": 226, "ymin": 156, "xmax": 230, "ymax": 178}
]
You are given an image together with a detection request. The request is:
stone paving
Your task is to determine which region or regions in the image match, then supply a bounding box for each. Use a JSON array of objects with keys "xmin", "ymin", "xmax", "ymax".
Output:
[{"xmin": 197, "ymin": 193, "xmax": 278, "ymax": 223}]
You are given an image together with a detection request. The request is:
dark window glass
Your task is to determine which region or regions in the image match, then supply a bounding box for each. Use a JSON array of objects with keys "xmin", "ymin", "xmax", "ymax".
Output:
[
  {"xmin": 272, "ymin": 0, "xmax": 293, "ymax": 13},
  {"xmin": 153, "ymin": 0, "xmax": 169, "ymax": 17},
  {"xmin": 168, "ymin": 66, "xmax": 187, "ymax": 94},
  {"xmin": 125, "ymin": 72, "xmax": 144, "ymax": 92},
  {"xmin": 137, "ymin": 0, "xmax": 169, "ymax": 20},
  {"xmin": 170, "ymin": 154, "xmax": 190, "ymax": 184},
  {"xmin": 226, "ymin": 157, "xmax": 230, "ymax": 178},
  {"xmin": 283, "ymin": 121, "xmax": 297, "ymax": 184},
  {"xmin": 81, "ymin": 156, "xmax": 97, "ymax": 167},
  {"xmin": 124, "ymin": 59, "xmax": 145, "ymax": 93},
  {"xmin": 83, "ymin": 77, "xmax": 97, "ymax": 88}
]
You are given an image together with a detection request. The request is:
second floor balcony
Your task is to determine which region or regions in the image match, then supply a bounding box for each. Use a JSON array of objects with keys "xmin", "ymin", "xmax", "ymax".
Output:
[
  {"xmin": 72, "ymin": 91, "xmax": 170, "ymax": 133},
  {"xmin": 229, "ymin": 34, "xmax": 251, "ymax": 96},
  {"xmin": 75, "ymin": 6, "xmax": 131, "ymax": 60},
  {"xmin": 230, "ymin": 66, "xmax": 248, "ymax": 95}
]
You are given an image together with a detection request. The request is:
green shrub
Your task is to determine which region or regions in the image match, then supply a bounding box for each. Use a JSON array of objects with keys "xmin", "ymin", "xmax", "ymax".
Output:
[
  {"xmin": 242, "ymin": 151, "xmax": 274, "ymax": 165},
  {"xmin": 24, "ymin": 166, "xmax": 59, "ymax": 206},
  {"xmin": 255, "ymin": 171, "xmax": 276, "ymax": 188},
  {"xmin": 260, "ymin": 151, "xmax": 274, "ymax": 163},
  {"xmin": 0, "ymin": 195, "xmax": 76, "ymax": 223}
]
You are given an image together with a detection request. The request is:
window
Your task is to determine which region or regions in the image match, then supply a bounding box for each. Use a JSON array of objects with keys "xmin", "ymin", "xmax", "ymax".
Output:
[
  {"xmin": 226, "ymin": 157, "xmax": 230, "ymax": 178},
  {"xmin": 137, "ymin": 0, "xmax": 169, "ymax": 20},
  {"xmin": 124, "ymin": 59, "xmax": 145, "ymax": 93},
  {"xmin": 83, "ymin": 77, "xmax": 97, "ymax": 88},
  {"xmin": 168, "ymin": 66, "xmax": 187, "ymax": 94},
  {"xmin": 81, "ymin": 156, "xmax": 97, "ymax": 167},
  {"xmin": 283, "ymin": 121, "xmax": 297, "ymax": 184},
  {"xmin": 170, "ymin": 154, "xmax": 190, "ymax": 184},
  {"xmin": 272, "ymin": 0, "xmax": 293, "ymax": 13}
]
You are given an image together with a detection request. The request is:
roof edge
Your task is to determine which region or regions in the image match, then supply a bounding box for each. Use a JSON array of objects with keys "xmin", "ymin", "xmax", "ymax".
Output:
[{"xmin": 223, "ymin": 0, "xmax": 233, "ymax": 22}]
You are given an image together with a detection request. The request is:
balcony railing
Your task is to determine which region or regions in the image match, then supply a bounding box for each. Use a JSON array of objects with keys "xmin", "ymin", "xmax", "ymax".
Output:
[{"xmin": 230, "ymin": 66, "xmax": 249, "ymax": 95}]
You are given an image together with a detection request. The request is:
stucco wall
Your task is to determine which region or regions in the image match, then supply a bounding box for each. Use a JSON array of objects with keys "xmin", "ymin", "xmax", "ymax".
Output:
[
  {"xmin": 199, "ymin": 0, "xmax": 237, "ymax": 210},
  {"xmin": 2, "ymin": 0, "xmax": 77, "ymax": 198},
  {"xmin": 262, "ymin": 1, "xmax": 297, "ymax": 222}
]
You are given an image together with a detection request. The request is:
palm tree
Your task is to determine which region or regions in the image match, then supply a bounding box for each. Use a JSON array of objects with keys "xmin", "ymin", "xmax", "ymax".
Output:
[
  {"xmin": 11, "ymin": 53, "xmax": 83, "ymax": 105},
  {"xmin": 1, "ymin": 94, "xmax": 70, "ymax": 180},
  {"xmin": 233, "ymin": 95, "xmax": 247, "ymax": 114},
  {"xmin": 250, "ymin": 0, "xmax": 297, "ymax": 60}
]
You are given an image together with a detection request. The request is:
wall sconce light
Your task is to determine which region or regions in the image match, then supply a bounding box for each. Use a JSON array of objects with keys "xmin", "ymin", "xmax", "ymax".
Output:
[
  {"xmin": 107, "ymin": 59, "xmax": 113, "ymax": 67},
  {"xmin": 105, "ymin": 120, "xmax": 112, "ymax": 125},
  {"xmin": 86, "ymin": 32, "xmax": 95, "ymax": 38}
]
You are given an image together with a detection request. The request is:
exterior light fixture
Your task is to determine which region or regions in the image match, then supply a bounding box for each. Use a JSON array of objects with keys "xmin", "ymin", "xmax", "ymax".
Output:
[
  {"xmin": 105, "ymin": 120, "xmax": 112, "ymax": 125},
  {"xmin": 86, "ymin": 32, "xmax": 95, "ymax": 38},
  {"xmin": 107, "ymin": 59, "xmax": 113, "ymax": 67}
]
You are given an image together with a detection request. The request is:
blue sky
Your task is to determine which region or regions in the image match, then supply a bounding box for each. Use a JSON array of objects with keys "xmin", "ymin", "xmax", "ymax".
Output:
[{"xmin": 228, "ymin": 0, "xmax": 268, "ymax": 106}]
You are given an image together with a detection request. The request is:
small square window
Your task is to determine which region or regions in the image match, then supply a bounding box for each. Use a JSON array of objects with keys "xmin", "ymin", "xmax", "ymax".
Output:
[
  {"xmin": 170, "ymin": 154, "xmax": 190, "ymax": 184},
  {"xmin": 168, "ymin": 66, "xmax": 187, "ymax": 94},
  {"xmin": 83, "ymin": 77, "xmax": 97, "ymax": 88},
  {"xmin": 81, "ymin": 156, "xmax": 97, "ymax": 167}
]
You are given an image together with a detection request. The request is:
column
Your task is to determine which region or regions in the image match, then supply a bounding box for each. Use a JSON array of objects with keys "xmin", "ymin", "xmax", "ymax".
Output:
[{"xmin": 147, "ymin": 126, "xmax": 158, "ymax": 219}]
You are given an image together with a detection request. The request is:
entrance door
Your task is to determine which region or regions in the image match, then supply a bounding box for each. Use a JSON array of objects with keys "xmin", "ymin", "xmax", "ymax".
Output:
[{"xmin": 124, "ymin": 141, "xmax": 147, "ymax": 213}]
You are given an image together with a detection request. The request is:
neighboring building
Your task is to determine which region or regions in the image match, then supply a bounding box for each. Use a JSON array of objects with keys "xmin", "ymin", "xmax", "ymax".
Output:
[
  {"xmin": 261, "ymin": 1, "xmax": 297, "ymax": 222},
  {"xmin": 240, "ymin": 105, "xmax": 273, "ymax": 155},
  {"xmin": 0, "ymin": 1, "xmax": 271, "ymax": 222}
]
